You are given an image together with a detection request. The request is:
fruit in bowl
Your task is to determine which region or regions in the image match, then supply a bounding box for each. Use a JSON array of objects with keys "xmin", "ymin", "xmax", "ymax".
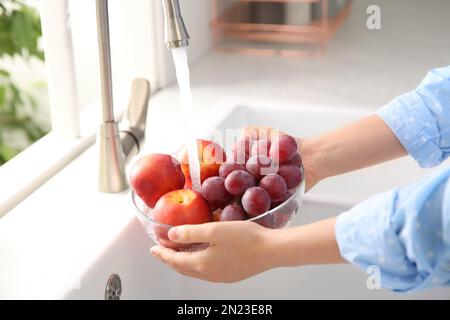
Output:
[
  {"xmin": 131, "ymin": 133, "xmax": 304, "ymax": 251},
  {"xmin": 200, "ymin": 176, "xmax": 233, "ymax": 209},
  {"xmin": 130, "ymin": 154, "xmax": 185, "ymax": 208},
  {"xmin": 153, "ymin": 189, "xmax": 212, "ymax": 226},
  {"xmin": 132, "ymin": 190, "xmax": 211, "ymax": 251},
  {"xmin": 178, "ymin": 139, "xmax": 226, "ymax": 188},
  {"xmin": 151, "ymin": 189, "xmax": 212, "ymax": 250}
]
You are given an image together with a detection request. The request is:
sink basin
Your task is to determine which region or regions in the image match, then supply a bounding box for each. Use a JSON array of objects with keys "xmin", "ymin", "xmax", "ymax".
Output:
[
  {"xmin": 63, "ymin": 98, "xmax": 450, "ymax": 299},
  {"xmin": 198, "ymin": 99, "xmax": 450, "ymax": 207}
]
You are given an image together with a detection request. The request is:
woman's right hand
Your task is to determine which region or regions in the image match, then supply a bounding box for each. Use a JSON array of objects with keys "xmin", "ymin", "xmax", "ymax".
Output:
[{"xmin": 243, "ymin": 115, "xmax": 407, "ymax": 192}]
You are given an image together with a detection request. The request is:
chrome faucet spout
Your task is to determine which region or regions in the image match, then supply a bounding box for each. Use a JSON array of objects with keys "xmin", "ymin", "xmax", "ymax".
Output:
[{"xmin": 162, "ymin": 0, "xmax": 190, "ymax": 48}]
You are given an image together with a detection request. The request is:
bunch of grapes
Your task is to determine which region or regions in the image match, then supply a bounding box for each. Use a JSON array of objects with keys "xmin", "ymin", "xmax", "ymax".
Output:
[{"xmin": 201, "ymin": 134, "xmax": 303, "ymax": 225}]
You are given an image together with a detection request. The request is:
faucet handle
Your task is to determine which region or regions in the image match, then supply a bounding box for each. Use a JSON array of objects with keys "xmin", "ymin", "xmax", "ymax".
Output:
[{"xmin": 120, "ymin": 78, "xmax": 150, "ymax": 160}]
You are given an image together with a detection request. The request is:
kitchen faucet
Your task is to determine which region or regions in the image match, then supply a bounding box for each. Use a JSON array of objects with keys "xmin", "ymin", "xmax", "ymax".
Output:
[
  {"xmin": 96, "ymin": 0, "xmax": 190, "ymax": 193},
  {"xmin": 162, "ymin": 0, "xmax": 190, "ymax": 48}
]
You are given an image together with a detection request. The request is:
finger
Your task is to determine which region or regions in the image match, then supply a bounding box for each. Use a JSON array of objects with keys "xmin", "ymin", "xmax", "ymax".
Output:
[
  {"xmin": 242, "ymin": 126, "xmax": 271, "ymax": 141},
  {"xmin": 150, "ymin": 246, "xmax": 218, "ymax": 282},
  {"xmin": 168, "ymin": 223, "xmax": 218, "ymax": 244},
  {"xmin": 168, "ymin": 264, "xmax": 216, "ymax": 282},
  {"xmin": 242, "ymin": 126, "xmax": 260, "ymax": 140},
  {"xmin": 242, "ymin": 126, "xmax": 287, "ymax": 142},
  {"xmin": 150, "ymin": 245, "xmax": 203, "ymax": 272}
]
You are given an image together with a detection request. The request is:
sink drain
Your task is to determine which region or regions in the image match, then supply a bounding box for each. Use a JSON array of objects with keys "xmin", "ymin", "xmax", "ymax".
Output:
[{"xmin": 105, "ymin": 274, "xmax": 122, "ymax": 300}]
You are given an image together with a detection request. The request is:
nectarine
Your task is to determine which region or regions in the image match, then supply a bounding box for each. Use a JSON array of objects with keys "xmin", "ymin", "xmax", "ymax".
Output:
[
  {"xmin": 130, "ymin": 154, "xmax": 185, "ymax": 208},
  {"xmin": 178, "ymin": 139, "xmax": 227, "ymax": 188},
  {"xmin": 152, "ymin": 189, "xmax": 212, "ymax": 226}
]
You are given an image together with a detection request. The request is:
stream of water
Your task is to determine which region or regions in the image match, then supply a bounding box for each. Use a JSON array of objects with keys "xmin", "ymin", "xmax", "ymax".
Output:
[{"xmin": 171, "ymin": 47, "xmax": 202, "ymax": 192}]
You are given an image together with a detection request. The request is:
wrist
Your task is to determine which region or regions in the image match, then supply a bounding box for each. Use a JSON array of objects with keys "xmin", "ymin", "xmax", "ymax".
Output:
[
  {"xmin": 261, "ymin": 227, "xmax": 304, "ymax": 268},
  {"xmin": 298, "ymin": 137, "xmax": 324, "ymax": 191},
  {"xmin": 261, "ymin": 218, "xmax": 345, "ymax": 268},
  {"xmin": 256, "ymin": 228, "xmax": 288, "ymax": 270}
]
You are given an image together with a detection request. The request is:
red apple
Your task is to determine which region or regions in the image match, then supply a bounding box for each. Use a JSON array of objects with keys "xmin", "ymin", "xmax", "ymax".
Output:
[
  {"xmin": 178, "ymin": 140, "xmax": 227, "ymax": 188},
  {"xmin": 130, "ymin": 154, "xmax": 185, "ymax": 208}
]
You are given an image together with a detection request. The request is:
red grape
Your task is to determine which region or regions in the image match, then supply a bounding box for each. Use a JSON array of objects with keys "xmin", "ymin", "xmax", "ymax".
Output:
[
  {"xmin": 270, "ymin": 135, "xmax": 298, "ymax": 164},
  {"xmin": 219, "ymin": 162, "xmax": 246, "ymax": 178},
  {"xmin": 255, "ymin": 214, "xmax": 275, "ymax": 229},
  {"xmin": 251, "ymin": 139, "xmax": 271, "ymax": 157},
  {"xmin": 242, "ymin": 187, "xmax": 271, "ymax": 217},
  {"xmin": 232, "ymin": 138, "xmax": 252, "ymax": 157},
  {"xmin": 221, "ymin": 204, "xmax": 246, "ymax": 221},
  {"xmin": 270, "ymin": 192, "xmax": 292, "ymax": 209},
  {"xmin": 259, "ymin": 174, "xmax": 287, "ymax": 202},
  {"xmin": 246, "ymin": 155, "xmax": 278, "ymax": 181},
  {"xmin": 273, "ymin": 212, "xmax": 291, "ymax": 228},
  {"xmin": 201, "ymin": 176, "xmax": 233, "ymax": 209},
  {"xmin": 278, "ymin": 165, "xmax": 303, "ymax": 189},
  {"xmin": 285, "ymin": 153, "xmax": 302, "ymax": 167},
  {"xmin": 272, "ymin": 194, "xmax": 299, "ymax": 227},
  {"xmin": 224, "ymin": 170, "xmax": 256, "ymax": 196}
]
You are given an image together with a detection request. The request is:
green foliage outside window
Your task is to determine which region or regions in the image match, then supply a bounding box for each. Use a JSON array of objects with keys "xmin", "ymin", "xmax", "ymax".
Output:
[{"xmin": 0, "ymin": 0, "xmax": 47, "ymax": 165}]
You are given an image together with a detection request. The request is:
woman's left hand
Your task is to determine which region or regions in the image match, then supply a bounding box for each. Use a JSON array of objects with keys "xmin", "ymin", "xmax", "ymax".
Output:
[{"xmin": 150, "ymin": 221, "xmax": 279, "ymax": 283}]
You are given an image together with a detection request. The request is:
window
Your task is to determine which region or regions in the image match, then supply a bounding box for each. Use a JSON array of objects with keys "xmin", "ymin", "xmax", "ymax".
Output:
[
  {"xmin": 0, "ymin": 0, "xmax": 178, "ymax": 217},
  {"xmin": 0, "ymin": 0, "xmax": 212, "ymax": 217},
  {"xmin": 0, "ymin": 0, "xmax": 49, "ymax": 166}
]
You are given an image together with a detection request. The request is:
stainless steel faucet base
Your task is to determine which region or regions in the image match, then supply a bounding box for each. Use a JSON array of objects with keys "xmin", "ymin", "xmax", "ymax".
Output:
[
  {"xmin": 98, "ymin": 122, "xmax": 128, "ymax": 193},
  {"xmin": 97, "ymin": 78, "xmax": 150, "ymax": 193}
]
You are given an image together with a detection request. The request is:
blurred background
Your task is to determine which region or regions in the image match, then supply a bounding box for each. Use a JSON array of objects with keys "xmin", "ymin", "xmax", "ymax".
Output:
[{"xmin": 1, "ymin": 0, "xmax": 449, "ymax": 165}]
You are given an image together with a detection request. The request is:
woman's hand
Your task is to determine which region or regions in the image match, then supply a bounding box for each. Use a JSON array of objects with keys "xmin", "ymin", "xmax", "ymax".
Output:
[
  {"xmin": 243, "ymin": 115, "xmax": 407, "ymax": 191},
  {"xmin": 150, "ymin": 218, "xmax": 344, "ymax": 283},
  {"xmin": 150, "ymin": 221, "xmax": 278, "ymax": 283}
]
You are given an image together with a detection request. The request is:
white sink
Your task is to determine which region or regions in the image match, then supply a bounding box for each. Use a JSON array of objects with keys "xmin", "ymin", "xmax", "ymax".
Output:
[
  {"xmin": 63, "ymin": 98, "xmax": 450, "ymax": 299},
  {"xmin": 199, "ymin": 98, "xmax": 450, "ymax": 207}
]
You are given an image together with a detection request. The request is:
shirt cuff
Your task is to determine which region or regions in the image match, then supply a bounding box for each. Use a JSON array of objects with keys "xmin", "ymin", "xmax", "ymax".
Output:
[
  {"xmin": 377, "ymin": 91, "xmax": 443, "ymax": 168},
  {"xmin": 335, "ymin": 190, "xmax": 425, "ymax": 293}
]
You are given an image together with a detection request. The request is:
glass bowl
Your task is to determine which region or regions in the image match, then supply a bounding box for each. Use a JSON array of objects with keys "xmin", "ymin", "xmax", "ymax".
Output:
[{"xmin": 132, "ymin": 166, "xmax": 305, "ymax": 251}]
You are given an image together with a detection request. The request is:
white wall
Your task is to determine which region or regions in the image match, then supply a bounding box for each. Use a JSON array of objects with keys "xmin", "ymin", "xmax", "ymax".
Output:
[
  {"xmin": 69, "ymin": 0, "xmax": 212, "ymax": 107},
  {"xmin": 180, "ymin": 0, "xmax": 212, "ymax": 64}
]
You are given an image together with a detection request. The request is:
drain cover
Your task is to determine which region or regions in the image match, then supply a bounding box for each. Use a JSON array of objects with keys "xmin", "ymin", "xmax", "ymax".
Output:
[{"xmin": 105, "ymin": 274, "xmax": 122, "ymax": 300}]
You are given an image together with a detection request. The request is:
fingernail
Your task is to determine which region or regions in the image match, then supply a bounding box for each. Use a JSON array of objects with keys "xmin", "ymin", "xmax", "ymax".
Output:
[
  {"xmin": 169, "ymin": 227, "xmax": 179, "ymax": 241},
  {"xmin": 150, "ymin": 247, "xmax": 158, "ymax": 257}
]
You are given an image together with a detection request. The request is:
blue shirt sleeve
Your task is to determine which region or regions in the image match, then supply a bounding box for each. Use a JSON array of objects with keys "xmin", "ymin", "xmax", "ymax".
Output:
[
  {"xmin": 336, "ymin": 169, "xmax": 450, "ymax": 292},
  {"xmin": 336, "ymin": 66, "xmax": 450, "ymax": 292},
  {"xmin": 377, "ymin": 65, "xmax": 450, "ymax": 168}
]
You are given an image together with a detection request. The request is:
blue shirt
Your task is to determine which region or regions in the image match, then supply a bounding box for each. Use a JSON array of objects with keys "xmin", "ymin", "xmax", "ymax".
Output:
[{"xmin": 335, "ymin": 66, "xmax": 450, "ymax": 292}]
